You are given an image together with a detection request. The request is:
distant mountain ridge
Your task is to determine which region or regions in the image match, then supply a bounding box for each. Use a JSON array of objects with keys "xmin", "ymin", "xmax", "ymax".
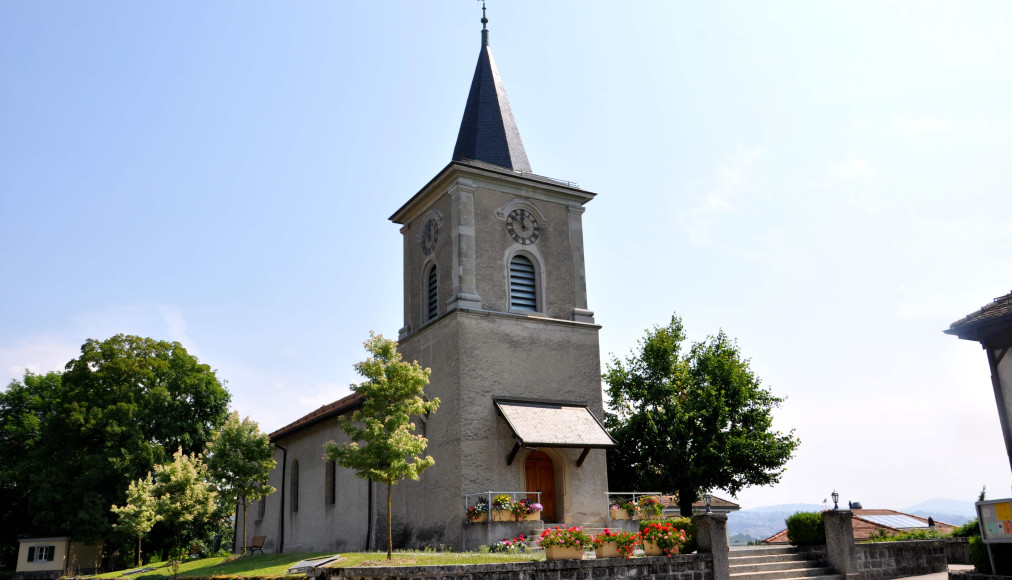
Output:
[{"xmin": 726, "ymin": 498, "xmax": 975, "ymax": 543}]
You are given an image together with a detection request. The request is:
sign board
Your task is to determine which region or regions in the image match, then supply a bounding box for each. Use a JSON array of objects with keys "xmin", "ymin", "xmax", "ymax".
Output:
[{"xmin": 977, "ymin": 499, "xmax": 1012, "ymax": 543}]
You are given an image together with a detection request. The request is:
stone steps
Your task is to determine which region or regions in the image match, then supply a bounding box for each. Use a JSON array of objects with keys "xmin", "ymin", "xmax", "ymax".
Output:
[{"xmin": 729, "ymin": 546, "xmax": 841, "ymax": 580}]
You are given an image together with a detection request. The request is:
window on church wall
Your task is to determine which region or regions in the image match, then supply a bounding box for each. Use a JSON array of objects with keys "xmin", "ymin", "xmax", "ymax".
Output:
[
  {"xmin": 426, "ymin": 265, "xmax": 438, "ymax": 321},
  {"xmin": 257, "ymin": 497, "xmax": 266, "ymax": 521},
  {"xmin": 290, "ymin": 460, "xmax": 299, "ymax": 513},
  {"xmin": 325, "ymin": 459, "xmax": 336, "ymax": 505},
  {"xmin": 509, "ymin": 255, "xmax": 538, "ymax": 311}
]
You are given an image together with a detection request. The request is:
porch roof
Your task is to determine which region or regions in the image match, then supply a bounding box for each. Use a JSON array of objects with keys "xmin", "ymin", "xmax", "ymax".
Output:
[{"xmin": 494, "ymin": 398, "xmax": 616, "ymax": 449}]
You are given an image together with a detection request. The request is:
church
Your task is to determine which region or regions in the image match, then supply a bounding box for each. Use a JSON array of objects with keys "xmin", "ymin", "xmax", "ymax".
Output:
[{"xmin": 235, "ymin": 10, "xmax": 617, "ymax": 552}]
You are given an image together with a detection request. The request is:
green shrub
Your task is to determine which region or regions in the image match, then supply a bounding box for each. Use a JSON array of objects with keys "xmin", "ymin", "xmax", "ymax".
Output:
[
  {"xmin": 952, "ymin": 519, "xmax": 979, "ymax": 538},
  {"xmin": 969, "ymin": 535, "xmax": 991, "ymax": 574},
  {"xmin": 785, "ymin": 512, "xmax": 826, "ymax": 546},
  {"xmin": 638, "ymin": 517, "xmax": 697, "ymax": 553},
  {"xmin": 864, "ymin": 528, "xmax": 945, "ymax": 542},
  {"xmin": 667, "ymin": 517, "xmax": 697, "ymax": 553}
]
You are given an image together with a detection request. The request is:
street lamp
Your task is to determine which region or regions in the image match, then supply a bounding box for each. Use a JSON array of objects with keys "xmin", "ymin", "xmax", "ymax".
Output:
[
  {"xmin": 703, "ymin": 492, "xmax": 712, "ymax": 514},
  {"xmin": 832, "ymin": 490, "xmax": 840, "ymax": 510}
]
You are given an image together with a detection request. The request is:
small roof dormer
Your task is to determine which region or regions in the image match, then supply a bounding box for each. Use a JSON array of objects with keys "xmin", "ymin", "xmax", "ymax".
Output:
[{"xmin": 451, "ymin": 5, "xmax": 532, "ymax": 173}]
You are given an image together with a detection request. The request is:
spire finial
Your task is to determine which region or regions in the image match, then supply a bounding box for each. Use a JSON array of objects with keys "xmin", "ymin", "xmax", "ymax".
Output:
[{"xmin": 481, "ymin": 2, "xmax": 489, "ymax": 47}]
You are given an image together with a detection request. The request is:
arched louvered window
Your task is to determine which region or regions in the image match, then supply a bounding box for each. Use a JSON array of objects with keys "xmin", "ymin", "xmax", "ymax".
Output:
[
  {"xmin": 427, "ymin": 266, "xmax": 438, "ymax": 321},
  {"xmin": 509, "ymin": 255, "xmax": 537, "ymax": 311},
  {"xmin": 290, "ymin": 460, "xmax": 300, "ymax": 513},
  {"xmin": 325, "ymin": 459, "xmax": 336, "ymax": 505}
]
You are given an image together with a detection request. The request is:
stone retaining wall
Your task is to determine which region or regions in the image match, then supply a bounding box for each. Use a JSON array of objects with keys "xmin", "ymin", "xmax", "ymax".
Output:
[
  {"xmin": 856, "ymin": 540, "xmax": 947, "ymax": 579},
  {"xmin": 318, "ymin": 553, "xmax": 712, "ymax": 580},
  {"xmin": 944, "ymin": 537, "xmax": 971, "ymax": 565}
]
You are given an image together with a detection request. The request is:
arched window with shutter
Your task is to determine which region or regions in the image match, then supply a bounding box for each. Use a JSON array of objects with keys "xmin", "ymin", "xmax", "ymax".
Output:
[
  {"xmin": 509, "ymin": 255, "xmax": 538, "ymax": 312},
  {"xmin": 426, "ymin": 265, "xmax": 438, "ymax": 321}
]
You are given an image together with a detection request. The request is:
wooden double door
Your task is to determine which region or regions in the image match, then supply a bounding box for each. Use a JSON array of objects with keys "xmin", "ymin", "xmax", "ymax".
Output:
[{"xmin": 524, "ymin": 450, "xmax": 557, "ymax": 522}]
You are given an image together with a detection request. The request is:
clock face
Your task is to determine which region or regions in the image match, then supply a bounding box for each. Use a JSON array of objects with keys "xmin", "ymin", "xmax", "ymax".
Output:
[
  {"xmin": 420, "ymin": 218, "xmax": 438, "ymax": 256},
  {"xmin": 506, "ymin": 208, "xmax": 540, "ymax": 245}
]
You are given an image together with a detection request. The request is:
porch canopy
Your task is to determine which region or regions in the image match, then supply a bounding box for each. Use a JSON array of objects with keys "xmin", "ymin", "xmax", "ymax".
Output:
[{"xmin": 494, "ymin": 398, "xmax": 616, "ymax": 467}]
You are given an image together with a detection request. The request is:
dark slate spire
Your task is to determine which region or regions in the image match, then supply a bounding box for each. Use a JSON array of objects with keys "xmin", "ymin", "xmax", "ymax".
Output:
[{"xmin": 451, "ymin": 5, "xmax": 532, "ymax": 173}]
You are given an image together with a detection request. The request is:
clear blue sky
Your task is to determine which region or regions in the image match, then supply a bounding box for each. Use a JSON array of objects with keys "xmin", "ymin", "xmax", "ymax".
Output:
[{"xmin": 3, "ymin": 1, "xmax": 1010, "ymax": 511}]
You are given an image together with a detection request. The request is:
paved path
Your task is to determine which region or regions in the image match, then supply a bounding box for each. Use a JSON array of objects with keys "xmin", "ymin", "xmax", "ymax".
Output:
[{"xmin": 896, "ymin": 563, "xmax": 974, "ymax": 580}]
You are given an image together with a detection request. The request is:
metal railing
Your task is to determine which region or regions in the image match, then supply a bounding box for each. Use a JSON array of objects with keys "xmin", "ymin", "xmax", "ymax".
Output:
[{"xmin": 606, "ymin": 491, "xmax": 663, "ymax": 505}]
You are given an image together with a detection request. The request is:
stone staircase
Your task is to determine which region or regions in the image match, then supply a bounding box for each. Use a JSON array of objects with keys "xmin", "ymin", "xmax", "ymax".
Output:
[{"xmin": 729, "ymin": 546, "xmax": 842, "ymax": 580}]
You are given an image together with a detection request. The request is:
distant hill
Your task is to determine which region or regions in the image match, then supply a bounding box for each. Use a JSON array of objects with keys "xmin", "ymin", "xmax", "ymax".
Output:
[
  {"xmin": 727, "ymin": 499, "xmax": 976, "ymax": 541},
  {"xmin": 902, "ymin": 499, "xmax": 977, "ymax": 519},
  {"xmin": 745, "ymin": 503, "xmax": 824, "ymax": 513}
]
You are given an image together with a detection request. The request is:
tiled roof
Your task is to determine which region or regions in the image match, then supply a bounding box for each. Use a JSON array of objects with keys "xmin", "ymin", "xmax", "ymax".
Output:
[
  {"xmin": 269, "ymin": 392, "xmax": 364, "ymax": 441},
  {"xmin": 495, "ymin": 399, "xmax": 615, "ymax": 447},
  {"xmin": 946, "ymin": 291, "xmax": 1012, "ymax": 340},
  {"xmin": 451, "ymin": 21, "xmax": 531, "ymax": 173},
  {"xmin": 763, "ymin": 508, "xmax": 957, "ymax": 544},
  {"xmin": 659, "ymin": 493, "xmax": 740, "ymax": 510},
  {"xmin": 764, "ymin": 528, "xmax": 790, "ymax": 544}
]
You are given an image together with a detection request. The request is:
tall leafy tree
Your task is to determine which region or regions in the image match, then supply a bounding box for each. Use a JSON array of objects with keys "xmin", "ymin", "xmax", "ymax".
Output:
[
  {"xmin": 324, "ymin": 333, "xmax": 440, "ymax": 560},
  {"xmin": 152, "ymin": 448, "xmax": 217, "ymax": 570},
  {"xmin": 205, "ymin": 411, "xmax": 276, "ymax": 554},
  {"xmin": 0, "ymin": 371, "xmax": 61, "ymax": 569},
  {"xmin": 604, "ymin": 314, "xmax": 800, "ymax": 516},
  {"xmin": 0, "ymin": 334, "xmax": 230, "ymax": 559},
  {"xmin": 111, "ymin": 474, "xmax": 160, "ymax": 567}
]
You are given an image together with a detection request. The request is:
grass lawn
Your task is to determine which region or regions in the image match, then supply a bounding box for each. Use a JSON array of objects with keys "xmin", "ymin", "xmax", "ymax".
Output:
[{"xmin": 89, "ymin": 550, "xmax": 544, "ymax": 579}]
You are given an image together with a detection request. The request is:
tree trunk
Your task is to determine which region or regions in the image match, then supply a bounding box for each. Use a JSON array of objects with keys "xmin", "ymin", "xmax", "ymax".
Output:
[
  {"xmin": 386, "ymin": 478, "xmax": 393, "ymax": 560},
  {"xmin": 136, "ymin": 536, "xmax": 142, "ymax": 568},
  {"xmin": 679, "ymin": 489, "xmax": 695, "ymax": 517}
]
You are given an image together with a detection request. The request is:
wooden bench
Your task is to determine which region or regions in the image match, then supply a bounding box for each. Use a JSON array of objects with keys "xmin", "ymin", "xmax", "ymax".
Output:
[{"xmin": 246, "ymin": 536, "xmax": 266, "ymax": 555}]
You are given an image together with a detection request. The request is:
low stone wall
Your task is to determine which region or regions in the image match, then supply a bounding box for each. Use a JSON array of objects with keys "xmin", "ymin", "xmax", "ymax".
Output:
[
  {"xmin": 944, "ymin": 537, "xmax": 971, "ymax": 565},
  {"xmin": 856, "ymin": 540, "xmax": 947, "ymax": 579},
  {"xmin": 320, "ymin": 552, "xmax": 712, "ymax": 580}
]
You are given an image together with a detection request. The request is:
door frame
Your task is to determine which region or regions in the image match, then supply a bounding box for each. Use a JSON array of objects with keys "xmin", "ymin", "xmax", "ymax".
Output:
[{"xmin": 521, "ymin": 447, "xmax": 567, "ymax": 523}]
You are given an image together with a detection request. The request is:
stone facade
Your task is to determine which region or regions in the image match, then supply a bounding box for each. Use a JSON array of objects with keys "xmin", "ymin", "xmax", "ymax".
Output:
[
  {"xmin": 855, "ymin": 540, "xmax": 948, "ymax": 579},
  {"xmin": 237, "ymin": 16, "xmax": 612, "ymax": 553}
]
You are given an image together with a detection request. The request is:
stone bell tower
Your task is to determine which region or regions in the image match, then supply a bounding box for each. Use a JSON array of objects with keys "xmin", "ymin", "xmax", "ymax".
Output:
[{"xmin": 386, "ymin": 7, "xmax": 614, "ymax": 549}]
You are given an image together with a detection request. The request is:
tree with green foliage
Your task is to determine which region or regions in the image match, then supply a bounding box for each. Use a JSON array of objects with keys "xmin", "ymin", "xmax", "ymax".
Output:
[
  {"xmin": 0, "ymin": 370, "xmax": 61, "ymax": 569},
  {"xmin": 323, "ymin": 333, "xmax": 440, "ymax": 560},
  {"xmin": 152, "ymin": 448, "xmax": 217, "ymax": 572},
  {"xmin": 111, "ymin": 474, "xmax": 161, "ymax": 567},
  {"xmin": 0, "ymin": 335, "xmax": 230, "ymax": 565},
  {"xmin": 206, "ymin": 411, "xmax": 276, "ymax": 554},
  {"xmin": 604, "ymin": 314, "xmax": 800, "ymax": 516}
]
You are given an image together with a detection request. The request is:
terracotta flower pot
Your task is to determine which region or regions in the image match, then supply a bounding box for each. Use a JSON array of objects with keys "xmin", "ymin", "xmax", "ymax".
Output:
[
  {"xmin": 491, "ymin": 509, "xmax": 514, "ymax": 522},
  {"xmin": 545, "ymin": 545, "xmax": 584, "ymax": 560},
  {"xmin": 643, "ymin": 541, "xmax": 664, "ymax": 556},
  {"xmin": 610, "ymin": 508, "xmax": 629, "ymax": 520},
  {"xmin": 469, "ymin": 513, "xmax": 488, "ymax": 523},
  {"xmin": 594, "ymin": 542, "xmax": 620, "ymax": 558}
]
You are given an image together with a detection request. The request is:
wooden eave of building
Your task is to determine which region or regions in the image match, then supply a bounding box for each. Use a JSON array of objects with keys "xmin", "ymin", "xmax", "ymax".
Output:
[{"xmin": 269, "ymin": 392, "xmax": 364, "ymax": 441}]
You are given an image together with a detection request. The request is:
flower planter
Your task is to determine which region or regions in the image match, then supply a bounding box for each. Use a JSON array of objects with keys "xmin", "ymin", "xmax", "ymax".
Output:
[
  {"xmin": 521, "ymin": 512, "xmax": 540, "ymax": 521},
  {"xmin": 545, "ymin": 546, "xmax": 584, "ymax": 560},
  {"xmin": 491, "ymin": 509, "xmax": 514, "ymax": 522},
  {"xmin": 643, "ymin": 541, "xmax": 664, "ymax": 556},
  {"xmin": 468, "ymin": 513, "xmax": 488, "ymax": 523},
  {"xmin": 609, "ymin": 508, "xmax": 629, "ymax": 520},
  {"xmin": 594, "ymin": 542, "xmax": 620, "ymax": 559}
]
